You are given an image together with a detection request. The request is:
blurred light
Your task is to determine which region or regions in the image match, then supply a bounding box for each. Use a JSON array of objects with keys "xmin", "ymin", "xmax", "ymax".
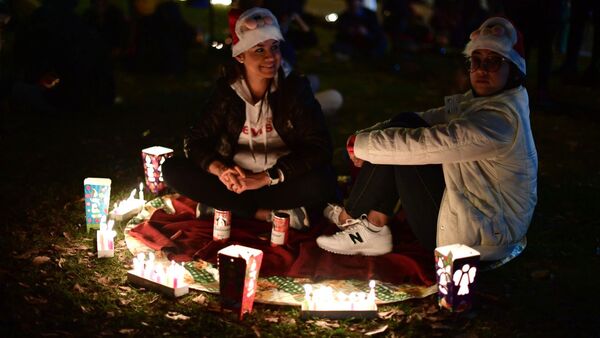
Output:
[
  {"xmin": 211, "ymin": 0, "xmax": 232, "ymax": 5},
  {"xmin": 212, "ymin": 41, "xmax": 224, "ymax": 49},
  {"xmin": 325, "ymin": 13, "xmax": 338, "ymax": 23}
]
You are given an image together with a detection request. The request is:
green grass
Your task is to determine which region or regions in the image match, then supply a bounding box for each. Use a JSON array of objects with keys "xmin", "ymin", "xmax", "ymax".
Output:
[{"xmin": 2, "ymin": 3, "xmax": 600, "ymax": 337}]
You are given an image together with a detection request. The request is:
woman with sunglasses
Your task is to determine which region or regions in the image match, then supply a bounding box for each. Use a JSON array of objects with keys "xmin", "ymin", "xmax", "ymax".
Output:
[
  {"xmin": 162, "ymin": 8, "xmax": 336, "ymax": 230},
  {"xmin": 317, "ymin": 17, "xmax": 537, "ymax": 266}
]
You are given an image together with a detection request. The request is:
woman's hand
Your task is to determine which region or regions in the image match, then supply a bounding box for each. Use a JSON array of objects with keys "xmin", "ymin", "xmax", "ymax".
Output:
[
  {"xmin": 346, "ymin": 134, "xmax": 364, "ymax": 167},
  {"xmin": 209, "ymin": 161, "xmax": 247, "ymax": 193},
  {"xmin": 219, "ymin": 166, "xmax": 246, "ymax": 193},
  {"xmin": 235, "ymin": 171, "xmax": 270, "ymax": 193}
]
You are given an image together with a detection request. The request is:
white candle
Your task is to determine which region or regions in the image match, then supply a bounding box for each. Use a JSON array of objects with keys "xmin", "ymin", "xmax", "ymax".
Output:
[{"xmin": 139, "ymin": 182, "xmax": 144, "ymax": 202}]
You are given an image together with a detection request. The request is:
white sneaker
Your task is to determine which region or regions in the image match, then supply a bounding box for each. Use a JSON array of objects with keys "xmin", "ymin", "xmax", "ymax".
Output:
[
  {"xmin": 316, "ymin": 216, "xmax": 393, "ymax": 256},
  {"xmin": 275, "ymin": 207, "xmax": 310, "ymax": 231},
  {"xmin": 323, "ymin": 203, "xmax": 343, "ymax": 227}
]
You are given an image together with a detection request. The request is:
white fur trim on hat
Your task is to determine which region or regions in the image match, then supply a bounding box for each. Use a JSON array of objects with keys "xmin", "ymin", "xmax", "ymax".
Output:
[
  {"xmin": 463, "ymin": 17, "xmax": 526, "ymax": 74},
  {"xmin": 232, "ymin": 7, "xmax": 284, "ymax": 57}
]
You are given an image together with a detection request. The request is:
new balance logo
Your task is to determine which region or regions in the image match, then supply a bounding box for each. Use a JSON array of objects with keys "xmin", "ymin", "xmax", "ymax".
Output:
[{"xmin": 349, "ymin": 232, "xmax": 363, "ymax": 244}]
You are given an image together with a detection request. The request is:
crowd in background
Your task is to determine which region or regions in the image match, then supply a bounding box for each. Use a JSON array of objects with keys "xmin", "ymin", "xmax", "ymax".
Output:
[{"xmin": 0, "ymin": 0, "xmax": 598, "ymax": 115}]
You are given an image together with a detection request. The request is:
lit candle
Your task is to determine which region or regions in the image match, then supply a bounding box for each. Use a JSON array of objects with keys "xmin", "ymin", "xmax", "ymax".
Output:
[
  {"xmin": 97, "ymin": 218, "xmax": 116, "ymax": 258},
  {"xmin": 138, "ymin": 182, "xmax": 144, "ymax": 202}
]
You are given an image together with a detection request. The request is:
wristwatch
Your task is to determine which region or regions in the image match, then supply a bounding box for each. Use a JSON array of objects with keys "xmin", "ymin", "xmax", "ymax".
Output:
[{"xmin": 267, "ymin": 167, "xmax": 280, "ymax": 186}]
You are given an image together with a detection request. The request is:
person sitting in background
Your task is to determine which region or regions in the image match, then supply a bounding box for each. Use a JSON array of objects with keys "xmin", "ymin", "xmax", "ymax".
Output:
[
  {"xmin": 163, "ymin": 7, "xmax": 337, "ymax": 231},
  {"xmin": 317, "ymin": 17, "xmax": 537, "ymax": 266},
  {"xmin": 331, "ymin": 0, "xmax": 387, "ymax": 60}
]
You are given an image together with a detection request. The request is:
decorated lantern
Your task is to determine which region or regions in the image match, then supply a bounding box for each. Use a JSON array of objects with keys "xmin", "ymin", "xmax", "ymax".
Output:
[
  {"xmin": 141, "ymin": 146, "xmax": 174, "ymax": 194},
  {"xmin": 84, "ymin": 177, "xmax": 111, "ymax": 233},
  {"xmin": 435, "ymin": 244, "xmax": 480, "ymax": 312},
  {"xmin": 217, "ymin": 245, "xmax": 263, "ymax": 319}
]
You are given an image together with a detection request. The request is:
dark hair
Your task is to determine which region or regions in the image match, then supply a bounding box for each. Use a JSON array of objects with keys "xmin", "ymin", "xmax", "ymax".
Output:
[
  {"xmin": 220, "ymin": 57, "xmax": 283, "ymax": 121},
  {"xmin": 504, "ymin": 61, "xmax": 526, "ymax": 90}
]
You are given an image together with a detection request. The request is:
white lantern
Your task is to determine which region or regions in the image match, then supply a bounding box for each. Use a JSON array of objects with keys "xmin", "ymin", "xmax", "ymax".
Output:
[{"xmin": 435, "ymin": 244, "xmax": 480, "ymax": 312}]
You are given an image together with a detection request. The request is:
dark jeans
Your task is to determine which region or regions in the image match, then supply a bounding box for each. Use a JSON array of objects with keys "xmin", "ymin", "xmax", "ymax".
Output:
[
  {"xmin": 344, "ymin": 112, "xmax": 445, "ymax": 250},
  {"xmin": 162, "ymin": 157, "xmax": 337, "ymax": 218}
]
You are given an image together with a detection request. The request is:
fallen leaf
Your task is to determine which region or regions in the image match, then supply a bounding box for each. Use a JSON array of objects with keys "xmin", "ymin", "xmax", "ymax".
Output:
[
  {"xmin": 119, "ymin": 298, "xmax": 131, "ymax": 306},
  {"xmin": 73, "ymin": 283, "xmax": 85, "ymax": 293},
  {"xmin": 97, "ymin": 276, "xmax": 111, "ymax": 286},
  {"xmin": 18, "ymin": 282, "xmax": 30, "ymax": 288},
  {"xmin": 24, "ymin": 295, "xmax": 48, "ymax": 304},
  {"xmin": 365, "ymin": 325, "xmax": 388, "ymax": 336},
  {"xmin": 252, "ymin": 325, "xmax": 261, "ymax": 337},
  {"xmin": 81, "ymin": 305, "xmax": 90, "ymax": 313},
  {"xmin": 429, "ymin": 322, "xmax": 452, "ymax": 330},
  {"xmin": 378, "ymin": 309, "xmax": 404, "ymax": 319},
  {"xmin": 313, "ymin": 320, "xmax": 339, "ymax": 329},
  {"xmin": 63, "ymin": 232, "xmax": 73, "ymax": 240},
  {"xmin": 192, "ymin": 294, "xmax": 207, "ymax": 305},
  {"xmin": 264, "ymin": 316, "xmax": 279, "ymax": 323},
  {"xmin": 165, "ymin": 312, "xmax": 190, "ymax": 320},
  {"xmin": 57, "ymin": 258, "xmax": 66, "ymax": 268},
  {"xmin": 118, "ymin": 286, "xmax": 132, "ymax": 292},
  {"xmin": 15, "ymin": 249, "xmax": 39, "ymax": 259},
  {"xmin": 119, "ymin": 329, "xmax": 136, "ymax": 335},
  {"xmin": 32, "ymin": 256, "xmax": 51, "ymax": 265}
]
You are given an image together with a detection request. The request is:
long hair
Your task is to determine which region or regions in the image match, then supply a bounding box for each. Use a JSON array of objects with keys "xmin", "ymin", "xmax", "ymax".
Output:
[{"xmin": 220, "ymin": 57, "xmax": 283, "ymax": 121}]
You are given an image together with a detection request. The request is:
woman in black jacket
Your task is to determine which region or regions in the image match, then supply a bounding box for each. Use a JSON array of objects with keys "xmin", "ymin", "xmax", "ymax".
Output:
[{"xmin": 163, "ymin": 7, "xmax": 336, "ymax": 230}]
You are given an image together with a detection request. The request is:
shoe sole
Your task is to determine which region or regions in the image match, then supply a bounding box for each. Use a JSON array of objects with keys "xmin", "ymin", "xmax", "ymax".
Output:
[{"xmin": 317, "ymin": 243, "xmax": 392, "ymax": 256}]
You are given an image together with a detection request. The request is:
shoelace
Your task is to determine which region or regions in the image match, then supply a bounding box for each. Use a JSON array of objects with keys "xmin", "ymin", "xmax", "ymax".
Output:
[
  {"xmin": 332, "ymin": 219, "xmax": 366, "ymax": 238},
  {"xmin": 338, "ymin": 218, "xmax": 361, "ymax": 230}
]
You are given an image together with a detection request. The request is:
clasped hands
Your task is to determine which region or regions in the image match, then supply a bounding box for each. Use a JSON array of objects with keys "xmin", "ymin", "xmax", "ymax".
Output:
[{"xmin": 217, "ymin": 165, "xmax": 269, "ymax": 194}]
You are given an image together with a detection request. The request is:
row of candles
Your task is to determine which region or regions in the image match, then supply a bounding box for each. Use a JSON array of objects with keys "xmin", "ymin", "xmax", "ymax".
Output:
[
  {"xmin": 131, "ymin": 252, "xmax": 188, "ymax": 290},
  {"xmin": 302, "ymin": 280, "xmax": 377, "ymax": 312}
]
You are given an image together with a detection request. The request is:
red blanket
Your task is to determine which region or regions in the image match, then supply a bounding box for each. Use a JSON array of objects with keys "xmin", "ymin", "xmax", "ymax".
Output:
[{"xmin": 129, "ymin": 196, "xmax": 435, "ymax": 285}]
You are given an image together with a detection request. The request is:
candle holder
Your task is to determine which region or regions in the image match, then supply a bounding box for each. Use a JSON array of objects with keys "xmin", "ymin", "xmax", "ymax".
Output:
[
  {"xmin": 141, "ymin": 146, "xmax": 174, "ymax": 194},
  {"xmin": 109, "ymin": 184, "xmax": 145, "ymax": 221},
  {"xmin": 84, "ymin": 177, "xmax": 111, "ymax": 233},
  {"xmin": 127, "ymin": 252, "xmax": 189, "ymax": 298},
  {"xmin": 300, "ymin": 281, "xmax": 378, "ymax": 319},
  {"xmin": 435, "ymin": 244, "xmax": 480, "ymax": 312},
  {"xmin": 218, "ymin": 245, "xmax": 263, "ymax": 320}
]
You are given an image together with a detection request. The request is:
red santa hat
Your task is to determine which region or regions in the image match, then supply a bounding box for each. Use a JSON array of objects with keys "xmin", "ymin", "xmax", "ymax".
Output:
[
  {"xmin": 229, "ymin": 7, "xmax": 284, "ymax": 57},
  {"xmin": 464, "ymin": 17, "xmax": 526, "ymax": 74}
]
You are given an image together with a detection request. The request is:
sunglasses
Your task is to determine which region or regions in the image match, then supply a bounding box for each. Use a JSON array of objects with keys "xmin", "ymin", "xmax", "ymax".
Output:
[{"xmin": 467, "ymin": 55, "xmax": 508, "ymax": 73}]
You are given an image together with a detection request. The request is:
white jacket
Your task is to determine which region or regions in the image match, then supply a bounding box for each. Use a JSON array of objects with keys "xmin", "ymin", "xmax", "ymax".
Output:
[{"xmin": 354, "ymin": 87, "xmax": 537, "ymax": 261}]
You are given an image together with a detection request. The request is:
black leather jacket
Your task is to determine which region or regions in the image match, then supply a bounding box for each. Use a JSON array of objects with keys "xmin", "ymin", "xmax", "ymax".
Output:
[{"xmin": 184, "ymin": 71, "xmax": 333, "ymax": 181}]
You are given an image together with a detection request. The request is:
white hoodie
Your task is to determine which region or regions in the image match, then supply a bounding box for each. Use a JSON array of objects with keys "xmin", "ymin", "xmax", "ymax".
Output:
[
  {"xmin": 354, "ymin": 87, "xmax": 537, "ymax": 261},
  {"xmin": 230, "ymin": 77, "xmax": 290, "ymax": 173}
]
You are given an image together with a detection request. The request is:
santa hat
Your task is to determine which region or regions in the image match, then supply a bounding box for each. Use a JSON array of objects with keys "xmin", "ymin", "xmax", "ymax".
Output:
[
  {"xmin": 230, "ymin": 7, "xmax": 284, "ymax": 57},
  {"xmin": 464, "ymin": 17, "xmax": 526, "ymax": 75}
]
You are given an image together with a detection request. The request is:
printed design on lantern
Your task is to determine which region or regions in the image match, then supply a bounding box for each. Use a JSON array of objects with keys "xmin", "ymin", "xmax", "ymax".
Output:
[
  {"xmin": 85, "ymin": 184, "xmax": 110, "ymax": 224},
  {"xmin": 436, "ymin": 253, "xmax": 453, "ymax": 295},
  {"xmin": 453, "ymin": 264, "xmax": 477, "ymax": 296},
  {"xmin": 141, "ymin": 150, "xmax": 173, "ymax": 194}
]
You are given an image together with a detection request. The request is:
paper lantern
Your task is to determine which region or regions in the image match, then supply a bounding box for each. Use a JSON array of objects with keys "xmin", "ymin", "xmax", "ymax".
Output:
[
  {"xmin": 435, "ymin": 244, "xmax": 480, "ymax": 312},
  {"xmin": 84, "ymin": 177, "xmax": 111, "ymax": 233},
  {"xmin": 217, "ymin": 245, "xmax": 263, "ymax": 319},
  {"xmin": 141, "ymin": 146, "xmax": 173, "ymax": 194}
]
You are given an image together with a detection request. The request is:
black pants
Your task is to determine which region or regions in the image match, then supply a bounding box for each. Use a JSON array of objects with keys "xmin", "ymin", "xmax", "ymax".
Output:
[
  {"xmin": 344, "ymin": 112, "xmax": 446, "ymax": 250},
  {"xmin": 162, "ymin": 157, "xmax": 337, "ymax": 218}
]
